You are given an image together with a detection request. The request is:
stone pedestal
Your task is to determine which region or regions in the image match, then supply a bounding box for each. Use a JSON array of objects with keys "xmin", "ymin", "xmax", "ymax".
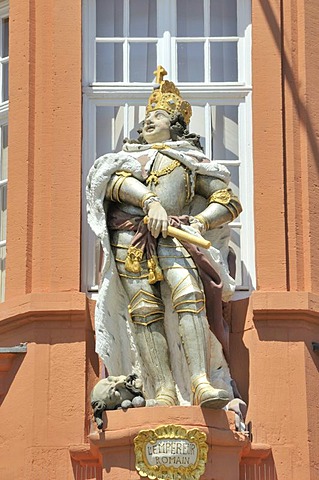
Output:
[{"xmin": 74, "ymin": 406, "xmax": 250, "ymax": 480}]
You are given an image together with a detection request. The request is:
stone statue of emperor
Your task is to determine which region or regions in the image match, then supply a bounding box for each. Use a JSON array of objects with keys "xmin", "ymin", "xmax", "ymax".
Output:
[{"xmin": 86, "ymin": 66, "xmax": 242, "ymax": 409}]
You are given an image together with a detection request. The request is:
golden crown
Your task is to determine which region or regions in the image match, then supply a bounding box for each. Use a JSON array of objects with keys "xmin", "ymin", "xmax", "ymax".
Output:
[{"xmin": 146, "ymin": 66, "xmax": 192, "ymax": 124}]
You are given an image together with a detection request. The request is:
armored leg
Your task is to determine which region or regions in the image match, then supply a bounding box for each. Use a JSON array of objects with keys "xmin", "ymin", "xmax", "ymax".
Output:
[
  {"xmin": 178, "ymin": 311, "xmax": 229, "ymax": 408},
  {"xmin": 111, "ymin": 231, "xmax": 177, "ymax": 405},
  {"xmin": 134, "ymin": 321, "xmax": 177, "ymax": 405},
  {"xmin": 158, "ymin": 237, "xmax": 229, "ymax": 408}
]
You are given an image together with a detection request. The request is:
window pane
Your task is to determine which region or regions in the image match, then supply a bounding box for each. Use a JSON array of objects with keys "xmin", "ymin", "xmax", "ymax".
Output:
[
  {"xmin": 210, "ymin": 0, "xmax": 237, "ymax": 36},
  {"xmin": 96, "ymin": 0, "xmax": 123, "ymax": 37},
  {"xmin": 210, "ymin": 42, "xmax": 237, "ymax": 82},
  {"xmin": 128, "ymin": 105, "xmax": 146, "ymax": 139},
  {"xmin": 129, "ymin": 43, "xmax": 157, "ymax": 82},
  {"xmin": 2, "ymin": 17, "xmax": 8, "ymax": 57},
  {"xmin": 177, "ymin": 43, "xmax": 204, "ymax": 82},
  {"xmin": 129, "ymin": 0, "xmax": 157, "ymax": 37},
  {"xmin": 96, "ymin": 43, "xmax": 123, "ymax": 82},
  {"xmin": 2, "ymin": 61, "xmax": 8, "ymax": 101},
  {"xmin": 229, "ymin": 227, "xmax": 243, "ymax": 286},
  {"xmin": 97, "ymin": 105, "xmax": 147, "ymax": 155},
  {"xmin": 227, "ymin": 164, "xmax": 239, "ymax": 197},
  {"xmin": 177, "ymin": 0, "xmax": 204, "ymax": 37},
  {"xmin": 189, "ymin": 106, "xmax": 206, "ymax": 153},
  {"xmin": 1, "ymin": 124, "xmax": 8, "ymax": 180},
  {"xmin": 211, "ymin": 105, "xmax": 238, "ymax": 160},
  {"xmin": 96, "ymin": 106, "xmax": 124, "ymax": 156}
]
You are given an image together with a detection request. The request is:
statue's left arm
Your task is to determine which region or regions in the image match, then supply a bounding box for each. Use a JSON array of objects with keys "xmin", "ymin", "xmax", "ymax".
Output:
[{"xmin": 193, "ymin": 175, "xmax": 242, "ymax": 232}]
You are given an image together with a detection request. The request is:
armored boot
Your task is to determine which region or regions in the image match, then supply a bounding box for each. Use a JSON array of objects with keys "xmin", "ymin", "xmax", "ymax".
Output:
[
  {"xmin": 178, "ymin": 311, "xmax": 229, "ymax": 409},
  {"xmin": 191, "ymin": 373, "xmax": 229, "ymax": 409}
]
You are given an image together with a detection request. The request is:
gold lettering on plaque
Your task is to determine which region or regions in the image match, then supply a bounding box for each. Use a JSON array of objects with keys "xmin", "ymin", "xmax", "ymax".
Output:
[{"xmin": 134, "ymin": 424, "xmax": 208, "ymax": 480}]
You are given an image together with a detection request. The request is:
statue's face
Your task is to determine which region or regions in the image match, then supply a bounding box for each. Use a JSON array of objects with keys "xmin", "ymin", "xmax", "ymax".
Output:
[{"xmin": 142, "ymin": 110, "xmax": 171, "ymax": 144}]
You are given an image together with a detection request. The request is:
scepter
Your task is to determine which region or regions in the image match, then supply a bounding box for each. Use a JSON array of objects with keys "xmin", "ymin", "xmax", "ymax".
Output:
[{"xmin": 143, "ymin": 217, "xmax": 211, "ymax": 250}]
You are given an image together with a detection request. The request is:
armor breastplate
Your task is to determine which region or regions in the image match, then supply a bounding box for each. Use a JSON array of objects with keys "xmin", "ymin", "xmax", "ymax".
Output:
[{"xmin": 147, "ymin": 152, "xmax": 191, "ymax": 216}]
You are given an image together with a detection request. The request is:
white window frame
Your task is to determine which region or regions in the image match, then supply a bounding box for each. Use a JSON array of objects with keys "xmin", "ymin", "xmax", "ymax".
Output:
[
  {"xmin": 82, "ymin": 0, "xmax": 255, "ymax": 300},
  {"xmin": 0, "ymin": 0, "xmax": 9, "ymax": 302}
]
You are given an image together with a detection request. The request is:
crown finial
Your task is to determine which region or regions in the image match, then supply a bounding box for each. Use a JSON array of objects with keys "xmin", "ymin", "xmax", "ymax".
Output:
[
  {"xmin": 153, "ymin": 65, "xmax": 167, "ymax": 84},
  {"xmin": 146, "ymin": 66, "xmax": 192, "ymax": 124}
]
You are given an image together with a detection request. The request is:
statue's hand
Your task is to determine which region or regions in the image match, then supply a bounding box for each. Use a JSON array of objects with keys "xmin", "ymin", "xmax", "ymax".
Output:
[
  {"xmin": 147, "ymin": 201, "xmax": 168, "ymax": 238},
  {"xmin": 189, "ymin": 216, "xmax": 207, "ymax": 234},
  {"xmin": 189, "ymin": 222, "xmax": 204, "ymax": 235}
]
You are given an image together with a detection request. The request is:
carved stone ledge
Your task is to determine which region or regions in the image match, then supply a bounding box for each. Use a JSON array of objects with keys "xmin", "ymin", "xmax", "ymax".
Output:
[
  {"xmin": 69, "ymin": 444, "xmax": 100, "ymax": 467},
  {"xmin": 241, "ymin": 442, "xmax": 272, "ymax": 466},
  {"xmin": 83, "ymin": 406, "xmax": 250, "ymax": 480},
  {"xmin": 69, "ymin": 445, "xmax": 102, "ymax": 480},
  {"xmin": 252, "ymin": 291, "xmax": 319, "ymax": 324},
  {"xmin": 69, "ymin": 408, "xmax": 273, "ymax": 479}
]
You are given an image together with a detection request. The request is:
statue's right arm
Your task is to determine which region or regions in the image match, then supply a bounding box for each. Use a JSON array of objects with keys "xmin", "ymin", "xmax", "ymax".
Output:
[
  {"xmin": 105, "ymin": 171, "xmax": 154, "ymax": 209},
  {"xmin": 105, "ymin": 172, "xmax": 168, "ymax": 238}
]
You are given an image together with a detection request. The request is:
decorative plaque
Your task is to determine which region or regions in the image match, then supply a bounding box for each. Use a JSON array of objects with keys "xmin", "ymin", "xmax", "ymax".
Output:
[{"xmin": 134, "ymin": 424, "xmax": 208, "ymax": 480}]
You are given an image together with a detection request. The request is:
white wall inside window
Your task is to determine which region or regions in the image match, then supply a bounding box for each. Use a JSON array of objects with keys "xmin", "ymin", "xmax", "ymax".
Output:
[{"xmin": 82, "ymin": 0, "xmax": 254, "ymax": 298}]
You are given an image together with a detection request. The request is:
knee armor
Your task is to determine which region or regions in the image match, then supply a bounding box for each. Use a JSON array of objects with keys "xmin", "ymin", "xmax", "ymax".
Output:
[
  {"xmin": 171, "ymin": 275, "xmax": 205, "ymax": 314},
  {"xmin": 128, "ymin": 289, "xmax": 165, "ymax": 325}
]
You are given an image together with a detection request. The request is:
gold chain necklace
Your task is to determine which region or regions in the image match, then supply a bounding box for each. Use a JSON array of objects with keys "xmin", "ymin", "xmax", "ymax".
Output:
[{"xmin": 146, "ymin": 160, "xmax": 180, "ymax": 186}]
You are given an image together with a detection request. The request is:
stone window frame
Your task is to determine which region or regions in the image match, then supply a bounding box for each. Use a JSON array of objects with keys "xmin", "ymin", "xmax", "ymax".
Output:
[{"xmin": 82, "ymin": 0, "xmax": 255, "ymax": 299}]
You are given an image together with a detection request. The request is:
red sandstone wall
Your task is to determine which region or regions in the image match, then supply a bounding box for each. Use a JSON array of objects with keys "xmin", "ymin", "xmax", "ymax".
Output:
[
  {"xmin": 232, "ymin": 0, "xmax": 319, "ymax": 479},
  {"xmin": 6, "ymin": 0, "xmax": 82, "ymax": 297}
]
